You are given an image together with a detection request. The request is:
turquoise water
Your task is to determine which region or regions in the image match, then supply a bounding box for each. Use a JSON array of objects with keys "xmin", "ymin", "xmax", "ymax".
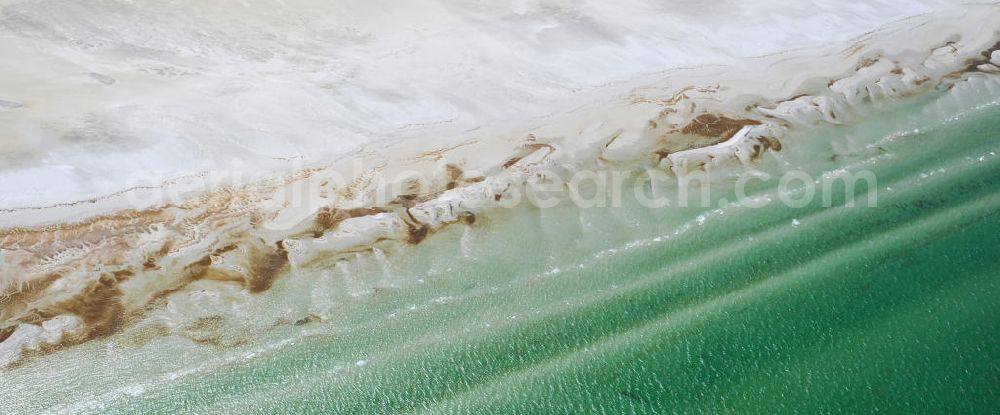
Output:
[{"xmin": 5, "ymin": 80, "xmax": 1000, "ymax": 413}]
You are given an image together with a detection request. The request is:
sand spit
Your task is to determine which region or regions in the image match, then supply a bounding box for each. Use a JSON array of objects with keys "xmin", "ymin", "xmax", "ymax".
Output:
[{"xmin": 2, "ymin": 4, "xmax": 1000, "ymax": 367}]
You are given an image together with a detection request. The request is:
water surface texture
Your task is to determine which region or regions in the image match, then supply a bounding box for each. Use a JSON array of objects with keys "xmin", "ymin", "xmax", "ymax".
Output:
[{"xmin": 4, "ymin": 74, "xmax": 1000, "ymax": 414}]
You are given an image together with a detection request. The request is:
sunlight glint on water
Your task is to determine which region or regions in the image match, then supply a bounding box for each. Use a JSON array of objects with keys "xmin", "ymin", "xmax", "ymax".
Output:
[{"xmin": 4, "ymin": 76, "xmax": 1000, "ymax": 414}]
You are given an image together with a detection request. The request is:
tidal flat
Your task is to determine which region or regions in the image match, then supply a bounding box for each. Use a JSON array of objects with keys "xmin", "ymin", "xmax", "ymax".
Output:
[{"xmin": 2, "ymin": 1, "xmax": 1000, "ymax": 413}]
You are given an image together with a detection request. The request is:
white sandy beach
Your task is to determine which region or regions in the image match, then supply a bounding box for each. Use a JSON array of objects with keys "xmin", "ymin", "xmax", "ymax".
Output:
[
  {"xmin": 0, "ymin": 0, "xmax": 978, "ymax": 221},
  {"xmin": 1, "ymin": 0, "xmax": 1000, "ymax": 369}
]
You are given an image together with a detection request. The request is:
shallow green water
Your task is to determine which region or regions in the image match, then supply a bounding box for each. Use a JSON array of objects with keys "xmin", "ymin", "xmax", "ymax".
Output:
[{"xmin": 5, "ymin": 79, "xmax": 1000, "ymax": 414}]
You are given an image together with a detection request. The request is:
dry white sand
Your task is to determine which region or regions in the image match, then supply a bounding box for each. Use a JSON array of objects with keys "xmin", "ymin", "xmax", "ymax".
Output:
[
  {"xmin": 0, "ymin": 0, "xmax": 978, "ymax": 223},
  {"xmin": 2, "ymin": 0, "xmax": 1000, "ymax": 367}
]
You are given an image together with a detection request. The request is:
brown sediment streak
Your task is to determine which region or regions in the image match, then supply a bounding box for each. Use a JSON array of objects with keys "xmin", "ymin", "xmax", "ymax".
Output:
[
  {"xmin": 759, "ymin": 136, "xmax": 782, "ymax": 152},
  {"xmin": 0, "ymin": 274, "xmax": 63, "ymax": 346},
  {"xmin": 502, "ymin": 143, "xmax": 556, "ymax": 168},
  {"xmin": 294, "ymin": 314, "xmax": 322, "ymax": 326},
  {"xmin": 25, "ymin": 271, "xmax": 128, "ymax": 341},
  {"xmin": 679, "ymin": 114, "xmax": 761, "ymax": 140},
  {"xmin": 337, "ymin": 169, "xmax": 383, "ymax": 202},
  {"xmin": 143, "ymin": 255, "xmax": 215, "ymax": 303},
  {"xmin": 155, "ymin": 239, "xmax": 289, "ymax": 295},
  {"xmin": 246, "ymin": 243, "xmax": 289, "ymax": 293},
  {"xmin": 406, "ymin": 225, "xmax": 430, "ymax": 245},
  {"xmin": 0, "ymin": 207, "xmax": 172, "ymax": 245},
  {"xmin": 856, "ymin": 55, "xmax": 882, "ymax": 70},
  {"xmin": 652, "ymin": 149, "xmax": 671, "ymax": 162},
  {"xmin": 0, "ymin": 273, "xmax": 60, "ymax": 307},
  {"xmin": 951, "ymin": 41, "xmax": 1000, "ymax": 76},
  {"xmin": 457, "ymin": 212, "xmax": 476, "ymax": 226},
  {"xmin": 0, "ymin": 325, "xmax": 15, "ymax": 343},
  {"xmin": 445, "ymin": 164, "xmax": 464, "ymax": 190},
  {"xmin": 143, "ymin": 241, "xmax": 174, "ymax": 271},
  {"xmin": 314, "ymin": 206, "xmax": 388, "ymax": 232}
]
